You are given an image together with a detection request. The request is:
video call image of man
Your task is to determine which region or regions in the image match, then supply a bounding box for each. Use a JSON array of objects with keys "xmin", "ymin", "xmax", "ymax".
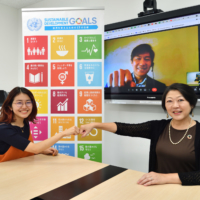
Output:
[{"xmin": 107, "ymin": 44, "xmax": 166, "ymax": 91}]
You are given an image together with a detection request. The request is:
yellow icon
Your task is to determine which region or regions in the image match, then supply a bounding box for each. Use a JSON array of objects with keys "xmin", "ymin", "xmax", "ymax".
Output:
[
  {"xmin": 77, "ymin": 117, "xmax": 102, "ymax": 141},
  {"xmin": 51, "ymin": 35, "xmax": 74, "ymax": 59},
  {"xmin": 30, "ymin": 89, "xmax": 48, "ymax": 114}
]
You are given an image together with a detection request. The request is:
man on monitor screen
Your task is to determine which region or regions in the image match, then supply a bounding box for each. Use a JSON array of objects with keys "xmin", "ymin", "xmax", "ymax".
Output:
[{"xmin": 107, "ymin": 44, "xmax": 166, "ymax": 91}]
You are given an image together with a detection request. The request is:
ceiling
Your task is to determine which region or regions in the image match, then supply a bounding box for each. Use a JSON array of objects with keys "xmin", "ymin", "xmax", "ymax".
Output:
[{"xmin": 0, "ymin": 0, "xmax": 44, "ymax": 9}]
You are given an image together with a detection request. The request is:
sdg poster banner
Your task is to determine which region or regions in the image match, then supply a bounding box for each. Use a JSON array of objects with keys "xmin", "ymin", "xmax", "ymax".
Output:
[{"xmin": 22, "ymin": 7, "xmax": 104, "ymax": 162}]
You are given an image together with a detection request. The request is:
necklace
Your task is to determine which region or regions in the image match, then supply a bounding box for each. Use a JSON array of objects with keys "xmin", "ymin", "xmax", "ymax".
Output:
[
  {"xmin": 20, "ymin": 127, "xmax": 24, "ymax": 133},
  {"xmin": 169, "ymin": 118, "xmax": 192, "ymax": 145},
  {"xmin": 11, "ymin": 123, "xmax": 24, "ymax": 132}
]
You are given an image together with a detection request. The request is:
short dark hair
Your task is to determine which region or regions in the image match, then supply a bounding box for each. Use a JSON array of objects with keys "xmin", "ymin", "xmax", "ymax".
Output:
[
  {"xmin": 162, "ymin": 83, "xmax": 197, "ymax": 114},
  {"xmin": 130, "ymin": 44, "xmax": 155, "ymax": 62},
  {"xmin": 0, "ymin": 87, "xmax": 37, "ymax": 124}
]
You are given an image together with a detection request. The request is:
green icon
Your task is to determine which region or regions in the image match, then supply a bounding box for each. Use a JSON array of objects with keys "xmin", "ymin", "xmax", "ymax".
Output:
[
  {"xmin": 78, "ymin": 144, "xmax": 102, "ymax": 162},
  {"xmin": 78, "ymin": 35, "xmax": 102, "ymax": 59}
]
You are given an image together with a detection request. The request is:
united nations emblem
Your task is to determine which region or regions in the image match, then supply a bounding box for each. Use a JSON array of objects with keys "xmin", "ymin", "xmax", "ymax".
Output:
[{"xmin": 27, "ymin": 18, "xmax": 42, "ymax": 31}]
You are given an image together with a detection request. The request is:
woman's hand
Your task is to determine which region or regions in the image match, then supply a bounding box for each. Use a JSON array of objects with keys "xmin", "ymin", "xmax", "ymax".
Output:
[
  {"xmin": 41, "ymin": 147, "xmax": 58, "ymax": 156},
  {"xmin": 137, "ymin": 172, "xmax": 181, "ymax": 186},
  {"xmin": 137, "ymin": 172, "xmax": 168, "ymax": 186},
  {"xmin": 80, "ymin": 123, "xmax": 95, "ymax": 137},
  {"xmin": 63, "ymin": 126, "xmax": 80, "ymax": 137}
]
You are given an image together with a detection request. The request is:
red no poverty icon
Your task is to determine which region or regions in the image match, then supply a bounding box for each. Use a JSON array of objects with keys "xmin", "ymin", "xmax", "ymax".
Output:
[{"xmin": 24, "ymin": 36, "xmax": 48, "ymax": 60}]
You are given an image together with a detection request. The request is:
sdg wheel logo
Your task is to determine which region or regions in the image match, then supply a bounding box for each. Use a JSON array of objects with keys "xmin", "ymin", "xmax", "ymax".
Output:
[{"xmin": 76, "ymin": 18, "xmax": 82, "ymax": 24}]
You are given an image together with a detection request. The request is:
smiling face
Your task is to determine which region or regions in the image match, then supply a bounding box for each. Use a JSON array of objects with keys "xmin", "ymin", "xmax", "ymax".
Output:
[
  {"xmin": 11, "ymin": 93, "xmax": 33, "ymax": 123},
  {"xmin": 165, "ymin": 90, "xmax": 192, "ymax": 121},
  {"xmin": 131, "ymin": 52, "xmax": 152, "ymax": 79}
]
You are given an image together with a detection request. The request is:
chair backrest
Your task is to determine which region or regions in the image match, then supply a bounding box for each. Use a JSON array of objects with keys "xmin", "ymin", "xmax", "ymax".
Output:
[{"xmin": 0, "ymin": 90, "xmax": 7, "ymax": 107}]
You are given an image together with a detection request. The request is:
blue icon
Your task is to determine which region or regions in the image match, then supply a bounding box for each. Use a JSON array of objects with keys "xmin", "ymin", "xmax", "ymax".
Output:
[
  {"xmin": 27, "ymin": 18, "xmax": 42, "ymax": 31},
  {"xmin": 52, "ymin": 143, "xmax": 75, "ymax": 156},
  {"xmin": 78, "ymin": 62, "xmax": 102, "ymax": 86}
]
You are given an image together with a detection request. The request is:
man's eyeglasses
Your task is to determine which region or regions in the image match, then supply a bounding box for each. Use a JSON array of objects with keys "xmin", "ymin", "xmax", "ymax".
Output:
[{"xmin": 13, "ymin": 101, "xmax": 33, "ymax": 108}]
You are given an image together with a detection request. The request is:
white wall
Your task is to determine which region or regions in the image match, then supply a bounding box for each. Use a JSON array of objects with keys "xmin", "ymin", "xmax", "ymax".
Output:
[
  {"xmin": 0, "ymin": 4, "xmax": 18, "ymax": 92},
  {"xmin": 14, "ymin": 0, "xmax": 200, "ymax": 172}
]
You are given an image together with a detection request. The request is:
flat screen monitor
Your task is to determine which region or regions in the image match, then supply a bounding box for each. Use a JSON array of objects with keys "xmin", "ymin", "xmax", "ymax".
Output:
[{"xmin": 104, "ymin": 5, "xmax": 200, "ymax": 104}]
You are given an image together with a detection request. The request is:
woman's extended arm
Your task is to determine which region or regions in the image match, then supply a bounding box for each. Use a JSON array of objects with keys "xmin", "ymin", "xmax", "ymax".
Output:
[
  {"xmin": 80, "ymin": 121, "xmax": 152, "ymax": 139},
  {"xmin": 25, "ymin": 126, "xmax": 79, "ymax": 154},
  {"xmin": 80, "ymin": 122, "xmax": 117, "ymax": 137}
]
